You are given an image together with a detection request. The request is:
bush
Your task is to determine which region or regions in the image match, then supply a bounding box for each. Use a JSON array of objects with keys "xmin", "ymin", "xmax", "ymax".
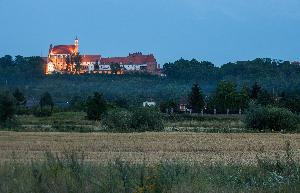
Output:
[
  {"xmin": 0, "ymin": 92, "xmax": 16, "ymax": 123},
  {"xmin": 33, "ymin": 106, "xmax": 53, "ymax": 117},
  {"xmin": 69, "ymin": 96, "xmax": 86, "ymax": 112},
  {"xmin": 102, "ymin": 109, "xmax": 132, "ymax": 132},
  {"xmin": 40, "ymin": 92, "xmax": 54, "ymax": 110},
  {"xmin": 131, "ymin": 107, "xmax": 164, "ymax": 132},
  {"xmin": 86, "ymin": 92, "xmax": 107, "ymax": 120},
  {"xmin": 245, "ymin": 103, "xmax": 299, "ymax": 131},
  {"xmin": 102, "ymin": 107, "xmax": 164, "ymax": 132}
]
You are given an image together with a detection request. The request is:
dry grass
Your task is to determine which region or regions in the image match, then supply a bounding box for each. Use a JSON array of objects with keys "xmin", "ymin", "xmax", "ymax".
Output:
[{"xmin": 0, "ymin": 131, "xmax": 299, "ymax": 165}]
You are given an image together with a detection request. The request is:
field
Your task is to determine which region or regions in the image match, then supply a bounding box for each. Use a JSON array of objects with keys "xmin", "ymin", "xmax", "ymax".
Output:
[
  {"xmin": 15, "ymin": 112, "xmax": 245, "ymax": 132},
  {"xmin": 2, "ymin": 113, "xmax": 300, "ymax": 192},
  {"xmin": 1, "ymin": 131, "xmax": 299, "ymax": 165}
]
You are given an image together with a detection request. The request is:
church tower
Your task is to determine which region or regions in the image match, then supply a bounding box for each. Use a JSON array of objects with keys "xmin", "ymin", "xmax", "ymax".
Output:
[{"xmin": 75, "ymin": 36, "xmax": 79, "ymax": 53}]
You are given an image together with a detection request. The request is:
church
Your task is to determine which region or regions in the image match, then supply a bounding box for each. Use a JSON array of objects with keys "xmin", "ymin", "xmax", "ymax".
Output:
[{"xmin": 46, "ymin": 37, "xmax": 160, "ymax": 75}]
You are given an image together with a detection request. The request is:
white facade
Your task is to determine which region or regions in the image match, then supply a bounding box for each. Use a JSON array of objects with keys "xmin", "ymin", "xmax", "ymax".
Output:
[
  {"xmin": 121, "ymin": 64, "xmax": 147, "ymax": 71},
  {"xmin": 88, "ymin": 63, "xmax": 95, "ymax": 73},
  {"xmin": 46, "ymin": 62, "xmax": 55, "ymax": 74},
  {"xmin": 143, "ymin": 101, "xmax": 156, "ymax": 107},
  {"xmin": 99, "ymin": 65, "xmax": 111, "ymax": 71}
]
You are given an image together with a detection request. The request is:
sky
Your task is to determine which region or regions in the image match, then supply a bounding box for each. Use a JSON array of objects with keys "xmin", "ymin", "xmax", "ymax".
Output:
[{"xmin": 0, "ymin": 0, "xmax": 299, "ymax": 66}]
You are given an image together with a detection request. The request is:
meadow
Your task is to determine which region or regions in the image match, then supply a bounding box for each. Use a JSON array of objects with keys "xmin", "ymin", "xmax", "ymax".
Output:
[
  {"xmin": 0, "ymin": 131, "xmax": 299, "ymax": 193},
  {"xmin": 15, "ymin": 112, "xmax": 245, "ymax": 132},
  {"xmin": 1, "ymin": 112, "xmax": 300, "ymax": 192}
]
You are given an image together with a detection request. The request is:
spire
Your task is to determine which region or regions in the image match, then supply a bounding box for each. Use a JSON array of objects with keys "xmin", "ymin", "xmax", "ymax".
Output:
[{"xmin": 74, "ymin": 36, "xmax": 79, "ymax": 53}]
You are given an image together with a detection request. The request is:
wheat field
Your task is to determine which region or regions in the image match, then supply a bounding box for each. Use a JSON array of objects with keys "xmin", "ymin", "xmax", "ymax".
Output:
[{"xmin": 0, "ymin": 131, "xmax": 299, "ymax": 165}]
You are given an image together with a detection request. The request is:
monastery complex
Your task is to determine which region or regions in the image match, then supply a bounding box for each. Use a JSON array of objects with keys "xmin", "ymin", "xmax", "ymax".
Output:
[{"xmin": 46, "ymin": 37, "xmax": 160, "ymax": 75}]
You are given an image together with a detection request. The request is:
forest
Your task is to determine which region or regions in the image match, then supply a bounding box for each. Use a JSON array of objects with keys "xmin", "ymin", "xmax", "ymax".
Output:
[{"xmin": 1, "ymin": 55, "xmax": 300, "ymax": 106}]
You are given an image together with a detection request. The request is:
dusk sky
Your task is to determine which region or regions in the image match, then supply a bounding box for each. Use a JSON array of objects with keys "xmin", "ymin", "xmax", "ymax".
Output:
[{"xmin": 0, "ymin": 0, "xmax": 299, "ymax": 66}]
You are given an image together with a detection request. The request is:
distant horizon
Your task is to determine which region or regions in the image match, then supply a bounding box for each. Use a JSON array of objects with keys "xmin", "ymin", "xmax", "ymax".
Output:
[
  {"xmin": 1, "ymin": 0, "xmax": 299, "ymax": 66},
  {"xmin": 1, "ymin": 44, "xmax": 299, "ymax": 67}
]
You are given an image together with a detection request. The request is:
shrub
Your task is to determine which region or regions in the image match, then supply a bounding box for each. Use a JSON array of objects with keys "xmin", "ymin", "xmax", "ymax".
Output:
[
  {"xmin": 69, "ymin": 96, "xmax": 86, "ymax": 112},
  {"xmin": 102, "ymin": 107, "xmax": 164, "ymax": 132},
  {"xmin": 86, "ymin": 92, "xmax": 107, "ymax": 120},
  {"xmin": 0, "ymin": 92, "xmax": 16, "ymax": 123},
  {"xmin": 245, "ymin": 103, "xmax": 299, "ymax": 131},
  {"xmin": 33, "ymin": 106, "xmax": 53, "ymax": 117},
  {"xmin": 40, "ymin": 92, "xmax": 54, "ymax": 110},
  {"xmin": 131, "ymin": 107, "xmax": 164, "ymax": 132},
  {"xmin": 102, "ymin": 109, "xmax": 132, "ymax": 132},
  {"xmin": 12, "ymin": 88, "xmax": 26, "ymax": 106}
]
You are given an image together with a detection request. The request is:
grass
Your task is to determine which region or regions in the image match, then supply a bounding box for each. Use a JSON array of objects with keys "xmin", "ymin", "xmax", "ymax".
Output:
[
  {"xmin": 16, "ymin": 112, "xmax": 100, "ymax": 132},
  {"xmin": 11, "ymin": 112, "xmax": 246, "ymax": 133},
  {"xmin": 1, "ymin": 113, "xmax": 299, "ymax": 192},
  {"xmin": 0, "ymin": 147, "xmax": 299, "ymax": 193}
]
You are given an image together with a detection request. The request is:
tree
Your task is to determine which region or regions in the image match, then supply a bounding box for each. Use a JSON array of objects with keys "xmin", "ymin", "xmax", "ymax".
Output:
[
  {"xmin": 94, "ymin": 60, "xmax": 100, "ymax": 71},
  {"xmin": 250, "ymin": 82, "xmax": 261, "ymax": 99},
  {"xmin": 245, "ymin": 103, "xmax": 298, "ymax": 131},
  {"xmin": 66, "ymin": 53, "xmax": 82, "ymax": 72},
  {"xmin": 65, "ymin": 55, "xmax": 72, "ymax": 71},
  {"xmin": 131, "ymin": 107, "xmax": 164, "ymax": 132},
  {"xmin": 14, "ymin": 55, "xmax": 26, "ymax": 68},
  {"xmin": 163, "ymin": 58, "xmax": 219, "ymax": 81},
  {"xmin": 86, "ymin": 92, "xmax": 107, "ymax": 120},
  {"xmin": 0, "ymin": 92, "xmax": 16, "ymax": 123},
  {"xmin": 110, "ymin": 63, "xmax": 121, "ymax": 74},
  {"xmin": 235, "ymin": 86, "xmax": 250, "ymax": 110},
  {"xmin": 40, "ymin": 92, "xmax": 54, "ymax": 111},
  {"xmin": 74, "ymin": 53, "xmax": 82, "ymax": 72},
  {"xmin": 212, "ymin": 81, "xmax": 238, "ymax": 113},
  {"xmin": 12, "ymin": 88, "xmax": 26, "ymax": 106},
  {"xmin": 159, "ymin": 100, "xmax": 178, "ymax": 113},
  {"xmin": 257, "ymin": 89, "xmax": 272, "ymax": 106},
  {"xmin": 278, "ymin": 94, "xmax": 300, "ymax": 113},
  {"xmin": 70, "ymin": 96, "xmax": 86, "ymax": 111},
  {"xmin": 188, "ymin": 84, "xmax": 204, "ymax": 113}
]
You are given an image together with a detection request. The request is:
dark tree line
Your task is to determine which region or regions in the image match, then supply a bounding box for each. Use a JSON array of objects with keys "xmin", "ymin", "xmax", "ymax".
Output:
[
  {"xmin": 1, "ymin": 55, "xmax": 300, "ymax": 110},
  {"xmin": 163, "ymin": 58, "xmax": 300, "ymax": 92},
  {"xmin": 0, "ymin": 55, "xmax": 45, "ymax": 78},
  {"xmin": 162, "ymin": 81, "xmax": 300, "ymax": 114}
]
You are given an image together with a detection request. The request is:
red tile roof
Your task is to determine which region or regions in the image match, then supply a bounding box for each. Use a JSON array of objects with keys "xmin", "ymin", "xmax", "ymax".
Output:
[
  {"xmin": 51, "ymin": 45, "xmax": 75, "ymax": 55},
  {"xmin": 101, "ymin": 53, "xmax": 156, "ymax": 65},
  {"xmin": 82, "ymin": 55, "xmax": 101, "ymax": 63}
]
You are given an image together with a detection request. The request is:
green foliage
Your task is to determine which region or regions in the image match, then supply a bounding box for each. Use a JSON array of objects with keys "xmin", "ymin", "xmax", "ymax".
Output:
[
  {"xmin": 102, "ymin": 109, "xmax": 133, "ymax": 132},
  {"xmin": 250, "ymin": 82, "xmax": 261, "ymax": 99},
  {"xmin": 131, "ymin": 107, "xmax": 164, "ymax": 132},
  {"xmin": 189, "ymin": 84, "xmax": 205, "ymax": 113},
  {"xmin": 164, "ymin": 58, "xmax": 219, "ymax": 81},
  {"xmin": 114, "ymin": 98, "xmax": 130, "ymax": 109},
  {"xmin": 257, "ymin": 89, "xmax": 273, "ymax": 106},
  {"xmin": 40, "ymin": 92, "xmax": 54, "ymax": 109},
  {"xmin": 69, "ymin": 96, "xmax": 86, "ymax": 111},
  {"xmin": 74, "ymin": 53, "xmax": 82, "ymax": 72},
  {"xmin": 110, "ymin": 63, "xmax": 122, "ymax": 74},
  {"xmin": 34, "ymin": 92, "xmax": 55, "ymax": 117},
  {"xmin": 33, "ymin": 106, "xmax": 53, "ymax": 117},
  {"xmin": 2, "ymin": 56, "xmax": 300, "ymax": 114},
  {"xmin": 86, "ymin": 92, "xmax": 107, "ymax": 120},
  {"xmin": 245, "ymin": 103, "xmax": 299, "ymax": 131},
  {"xmin": 159, "ymin": 100, "xmax": 178, "ymax": 113},
  {"xmin": 209, "ymin": 81, "xmax": 249, "ymax": 113},
  {"xmin": 278, "ymin": 93, "xmax": 300, "ymax": 113},
  {"xmin": 0, "ymin": 55, "xmax": 45, "ymax": 78},
  {"xmin": 0, "ymin": 92, "xmax": 16, "ymax": 123},
  {"xmin": 0, "ymin": 151, "xmax": 299, "ymax": 193},
  {"xmin": 12, "ymin": 88, "xmax": 26, "ymax": 106},
  {"xmin": 102, "ymin": 107, "xmax": 164, "ymax": 132}
]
